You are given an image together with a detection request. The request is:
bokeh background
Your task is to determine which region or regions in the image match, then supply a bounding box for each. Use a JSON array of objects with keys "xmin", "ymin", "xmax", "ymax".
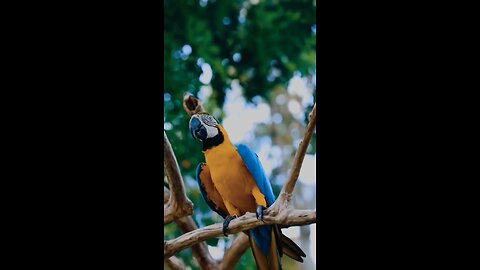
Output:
[{"xmin": 164, "ymin": 0, "xmax": 316, "ymax": 269}]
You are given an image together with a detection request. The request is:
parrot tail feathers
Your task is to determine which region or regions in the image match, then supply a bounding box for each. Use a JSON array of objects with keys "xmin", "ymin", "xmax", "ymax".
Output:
[
  {"xmin": 280, "ymin": 232, "xmax": 306, "ymax": 262},
  {"xmin": 273, "ymin": 224, "xmax": 306, "ymax": 263},
  {"xmin": 248, "ymin": 227, "xmax": 282, "ymax": 270}
]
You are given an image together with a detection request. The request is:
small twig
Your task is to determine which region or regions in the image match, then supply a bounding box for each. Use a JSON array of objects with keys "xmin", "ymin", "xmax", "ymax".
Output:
[
  {"xmin": 220, "ymin": 233, "xmax": 250, "ymax": 270},
  {"xmin": 164, "ymin": 209, "xmax": 316, "ymax": 258},
  {"xmin": 164, "ymin": 256, "xmax": 186, "ymax": 270},
  {"xmin": 164, "ymin": 131, "xmax": 194, "ymax": 225}
]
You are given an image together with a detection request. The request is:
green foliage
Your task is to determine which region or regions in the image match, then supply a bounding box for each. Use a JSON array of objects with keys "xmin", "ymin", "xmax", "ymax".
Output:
[{"xmin": 164, "ymin": 0, "xmax": 315, "ymax": 105}]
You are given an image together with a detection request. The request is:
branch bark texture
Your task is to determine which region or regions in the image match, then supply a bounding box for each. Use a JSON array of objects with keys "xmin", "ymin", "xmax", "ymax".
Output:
[
  {"xmin": 220, "ymin": 234, "xmax": 250, "ymax": 270},
  {"xmin": 164, "ymin": 131, "xmax": 194, "ymax": 225},
  {"xmin": 175, "ymin": 216, "xmax": 219, "ymax": 270},
  {"xmin": 164, "ymin": 256, "xmax": 186, "ymax": 270},
  {"xmin": 270, "ymin": 103, "xmax": 316, "ymax": 215},
  {"xmin": 164, "ymin": 209, "xmax": 316, "ymax": 258}
]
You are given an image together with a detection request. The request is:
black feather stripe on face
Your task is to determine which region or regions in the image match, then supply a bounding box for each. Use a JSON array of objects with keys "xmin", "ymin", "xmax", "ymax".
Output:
[{"xmin": 202, "ymin": 128, "xmax": 224, "ymax": 151}]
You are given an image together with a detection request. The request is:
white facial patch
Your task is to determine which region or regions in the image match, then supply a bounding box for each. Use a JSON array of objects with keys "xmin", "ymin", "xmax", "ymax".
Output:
[
  {"xmin": 204, "ymin": 124, "xmax": 219, "ymax": 138},
  {"xmin": 196, "ymin": 114, "xmax": 219, "ymax": 139}
]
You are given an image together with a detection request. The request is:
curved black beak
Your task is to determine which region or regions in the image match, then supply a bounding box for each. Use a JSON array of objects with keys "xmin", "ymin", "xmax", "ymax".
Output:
[{"xmin": 189, "ymin": 116, "xmax": 207, "ymax": 141}]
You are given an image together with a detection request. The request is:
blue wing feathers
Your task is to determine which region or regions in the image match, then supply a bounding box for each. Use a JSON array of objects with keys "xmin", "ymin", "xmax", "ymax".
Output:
[
  {"xmin": 236, "ymin": 144, "xmax": 278, "ymax": 256},
  {"xmin": 250, "ymin": 226, "xmax": 273, "ymax": 256},
  {"xmin": 236, "ymin": 144, "xmax": 276, "ymax": 206}
]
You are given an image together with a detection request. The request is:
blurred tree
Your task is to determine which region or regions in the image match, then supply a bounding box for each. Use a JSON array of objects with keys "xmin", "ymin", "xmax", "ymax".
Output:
[{"xmin": 164, "ymin": 0, "xmax": 316, "ymax": 269}]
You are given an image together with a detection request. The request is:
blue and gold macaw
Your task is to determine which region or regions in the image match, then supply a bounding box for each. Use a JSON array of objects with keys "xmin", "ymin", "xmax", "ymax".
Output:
[{"xmin": 189, "ymin": 113, "xmax": 306, "ymax": 269}]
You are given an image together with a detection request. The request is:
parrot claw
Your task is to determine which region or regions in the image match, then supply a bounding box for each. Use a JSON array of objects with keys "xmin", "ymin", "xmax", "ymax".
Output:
[
  {"xmin": 222, "ymin": 215, "xmax": 236, "ymax": 236},
  {"xmin": 256, "ymin": 205, "xmax": 266, "ymax": 222}
]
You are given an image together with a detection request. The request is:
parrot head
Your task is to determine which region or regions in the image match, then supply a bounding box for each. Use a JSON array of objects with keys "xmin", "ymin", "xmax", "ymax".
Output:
[{"xmin": 189, "ymin": 113, "xmax": 220, "ymax": 141}]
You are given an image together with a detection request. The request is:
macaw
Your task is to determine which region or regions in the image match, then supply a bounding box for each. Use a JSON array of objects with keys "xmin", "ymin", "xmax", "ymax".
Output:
[{"xmin": 189, "ymin": 112, "xmax": 306, "ymax": 269}]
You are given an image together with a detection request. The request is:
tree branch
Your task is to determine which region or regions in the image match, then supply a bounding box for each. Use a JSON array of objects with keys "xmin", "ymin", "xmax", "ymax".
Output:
[
  {"xmin": 164, "ymin": 186, "xmax": 170, "ymax": 204},
  {"xmin": 165, "ymin": 185, "xmax": 219, "ymax": 268},
  {"xmin": 175, "ymin": 216, "xmax": 219, "ymax": 270},
  {"xmin": 282, "ymin": 103, "xmax": 316, "ymax": 195},
  {"xmin": 164, "ymin": 209, "xmax": 316, "ymax": 258},
  {"xmin": 164, "ymin": 256, "xmax": 186, "ymax": 270},
  {"xmin": 220, "ymin": 233, "xmax": 250, "ymax": 270},
  {"xmin": 270, "ymin": 103, "xmax": 316, "ymax": 214},
  {"xmin": 164, "ymin": 131, "xmax": 194, "ymax": 225}
]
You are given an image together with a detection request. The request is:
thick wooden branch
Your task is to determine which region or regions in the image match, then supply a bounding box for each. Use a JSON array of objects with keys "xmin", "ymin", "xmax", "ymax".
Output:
[
  {"xmin": 220, "ymin": 233, "xmax": 250, "ymax": 270},
  {"xmin": 164, "ymin": 209, "xmax": 316, "ymax": 259},
  {"xmin": 164, "ymin": 131, "xmax": 194, "ymax": 225},
  {"xmin": 164, "ymin": 256, "xmax": 186, "ymax": 270},
  {"xmin": 175, "ymin": 216, "xmax": 219, "ymax": 270}
]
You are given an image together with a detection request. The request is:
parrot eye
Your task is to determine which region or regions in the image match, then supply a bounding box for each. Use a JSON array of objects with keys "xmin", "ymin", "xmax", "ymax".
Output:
[{"xmin": 201, "ymin": 114, "xmax": 217, "ymax": 127}]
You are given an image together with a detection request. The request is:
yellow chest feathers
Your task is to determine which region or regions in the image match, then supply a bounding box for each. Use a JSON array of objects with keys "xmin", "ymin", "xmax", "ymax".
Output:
[
  {"xmin": 204, "ymin": 143, "xmax": 246, "ymax": 181},
  {"xmin": 204, "ymin": 143, "xmax": 257, "ymax": 201}
]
